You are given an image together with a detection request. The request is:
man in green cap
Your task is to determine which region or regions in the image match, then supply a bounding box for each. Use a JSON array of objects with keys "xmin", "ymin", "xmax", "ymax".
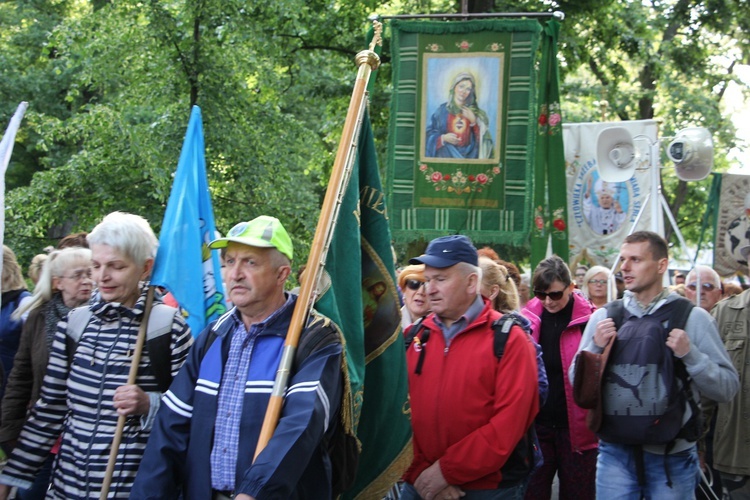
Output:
[{"xmin": 132, "ymin": 216, "xmax": 346, "ymax": 500}]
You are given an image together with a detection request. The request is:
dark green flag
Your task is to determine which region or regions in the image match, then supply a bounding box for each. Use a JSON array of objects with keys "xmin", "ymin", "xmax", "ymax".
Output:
[
  {"xmin": 531, "ymin": 19, "xmax": 568, "ymax": 268},
  {"xmin": 315, "ymin": 111, "xmax": 412, "ymax": 499}
]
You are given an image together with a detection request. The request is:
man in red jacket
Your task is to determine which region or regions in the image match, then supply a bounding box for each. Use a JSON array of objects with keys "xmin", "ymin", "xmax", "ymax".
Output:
[{"xmin": 403, "ymin": 235, "xmax": 540, "ymax": 500}]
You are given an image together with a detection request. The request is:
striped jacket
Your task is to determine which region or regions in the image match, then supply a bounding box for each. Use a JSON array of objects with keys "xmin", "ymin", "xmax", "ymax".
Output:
[
  {"xmin": 131, "ymin": 296, "xmax": 344, "ymax": 499},
  {"xmin": 0, "ymin": 289, "xmax": 193, "ymax": 499}
]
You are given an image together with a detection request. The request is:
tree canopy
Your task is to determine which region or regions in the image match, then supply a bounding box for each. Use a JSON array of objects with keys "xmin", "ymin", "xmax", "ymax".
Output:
[{"xmin": 2, "ymin": 0, "xmax": 748, "ymax": 271}]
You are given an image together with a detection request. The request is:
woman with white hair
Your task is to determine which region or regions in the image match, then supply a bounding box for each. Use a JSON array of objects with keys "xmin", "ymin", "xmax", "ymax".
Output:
[
  {"xmin": 580, "ymin": 265, "xmax": 611, "ymax": 309},
  {"xmin": 0, "ymin": 212, "xmax": 193, "ymax": 499},
  {"xmin": 2, "ymin": 247, "xmax": 93, "ymax": 500}
]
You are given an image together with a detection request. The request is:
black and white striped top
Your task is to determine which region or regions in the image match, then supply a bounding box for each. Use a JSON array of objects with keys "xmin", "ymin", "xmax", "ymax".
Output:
[{"xmin": 0, "ymin": 289, "xmax": 193, "ymax": 499}]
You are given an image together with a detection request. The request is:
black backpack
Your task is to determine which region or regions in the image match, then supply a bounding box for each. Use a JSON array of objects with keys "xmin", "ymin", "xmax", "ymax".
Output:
[
  {"xmin": 201, "ymin": 313, "xmax": 358, "ymax": 498},
  {"xmin": 409, "ymin": 312, "xmax": 541, "ymax": 486},
  {"xmin": 598, "ymin": 298, "xmax": 701, "ymax": 446}
]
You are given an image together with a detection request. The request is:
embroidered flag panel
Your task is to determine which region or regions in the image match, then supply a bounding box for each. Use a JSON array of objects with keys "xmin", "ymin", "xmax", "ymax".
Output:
[{"xmin": 387, "ymin": 20, "xmax": 542, "ymax": 246}]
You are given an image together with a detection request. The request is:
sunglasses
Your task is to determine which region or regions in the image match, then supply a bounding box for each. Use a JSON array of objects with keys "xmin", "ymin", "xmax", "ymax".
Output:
[
  {"xmin": 533, "ymin": 289, "xmax": 565, "ymax": 301},
  {"xmin": 588, "ymin": 279, "xmax": 608, "ymax": 285},
  {"xmin": 687, "ymin": 282, "xmax": 718, "ymax": 292},
  {"xmin": 405, "ymin": 279, "xmax": 426, "ymax": 291}
]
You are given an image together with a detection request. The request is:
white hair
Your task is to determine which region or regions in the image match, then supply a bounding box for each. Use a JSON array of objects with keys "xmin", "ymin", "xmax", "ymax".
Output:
[
  {"xmin": 686, "ymin": 265, "xmax": 721, "ymax": 288},
  {"xmin": 456, "ymin": 261, "xmax": 482, "ymax": 296},
  {"xmin": 87, "ymin": 212, "xmax": 158, "ymax": 266},
  {"xmin": 11, "ymin": 247, "xmax": 92, "ymax": 320},
  {"xmin": 580, "ymin": 265, "xmax": 611, "ymax": 299}
]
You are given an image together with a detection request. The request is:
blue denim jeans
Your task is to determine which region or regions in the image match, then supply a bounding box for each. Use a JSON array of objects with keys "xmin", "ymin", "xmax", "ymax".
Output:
[
  {"xmin": 596, "ymin": 441, "xmax": 700, "ymax": 500},
  {"xmin": 400, "ymin": 481, "xmax": 526, "ymax": 500}
]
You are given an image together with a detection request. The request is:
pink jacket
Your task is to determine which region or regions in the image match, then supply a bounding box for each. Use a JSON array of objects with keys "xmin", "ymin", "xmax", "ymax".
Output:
[{"xmin": 522, "ymin": 292, "xmax": 598, "ymax": 452}]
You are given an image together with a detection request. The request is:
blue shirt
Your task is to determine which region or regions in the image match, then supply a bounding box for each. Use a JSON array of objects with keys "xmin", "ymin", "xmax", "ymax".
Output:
[
  {"xmin": 210, "ymin": 294, "xmax": 295, "ymax": 491},
  {"xmin": 434, "ymin": 295, "xmax": 485, "ymax": 346}
]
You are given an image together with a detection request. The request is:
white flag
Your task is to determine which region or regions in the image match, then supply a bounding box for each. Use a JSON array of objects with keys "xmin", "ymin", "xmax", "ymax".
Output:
[{"xmin": 0, "ymin": 101, "xmax": 30, "ymax": 292}]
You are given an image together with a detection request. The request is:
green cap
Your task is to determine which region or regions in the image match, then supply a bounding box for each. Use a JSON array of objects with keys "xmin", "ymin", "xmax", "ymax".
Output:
[{"xmin": 209, "ymin": 216, "xmax": 293, "ymax": 260}]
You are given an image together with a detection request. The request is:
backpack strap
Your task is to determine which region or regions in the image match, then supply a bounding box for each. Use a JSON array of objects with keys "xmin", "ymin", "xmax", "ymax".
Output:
[
  {"xmin": 404, "ymin": 316, "xmax": 426, "ymax": 351},
  {"xmin": 604, "ymin": 299, "xmax": 626, "ymax": 330},
  {"xmin": 667, "ymin": 297, "xmax": 694, "ymax": 332},
  {"xmin": 293, "ymin": 313, "xmax": 340, "ymax": 371},
  {"xmin": 411, "ymin": 320, "xmax": 432, "ymax": 376},
  {"xmin": 65, "ymin": 306, "xmax": 93, "ymax": 367},
  {"xmin": 492, "ymin": 314, "xmax": 522, "ymax": 361},
  {"xmin": 65, "ymin": 304, "xmax": 177, "ymax": 392},
  {"xmin": 144, "ymin": 304, "xmax": 180, "ymax": 392},
  {"xmin": 490, "ymin": 313, "xmax": 542, "ymax": 485},
  {"xmin": 66, "ymin": 306, "xmax": 92, "ymax": 343},
  {"xmin": 493, "ymin": 313, "xmax": 549, "ymax": 406},
  {"xmin": 667, "ymin": 298, "xmax": 701, "ymax": 445}
]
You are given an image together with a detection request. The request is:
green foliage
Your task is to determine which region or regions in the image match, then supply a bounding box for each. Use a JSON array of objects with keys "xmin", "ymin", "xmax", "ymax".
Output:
[{"xmin": 1, "ymin": 0, "xmax": 748, "ymax": 273}]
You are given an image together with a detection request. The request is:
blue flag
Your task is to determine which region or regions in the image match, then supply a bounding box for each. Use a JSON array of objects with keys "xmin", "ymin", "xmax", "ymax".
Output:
[{"xmin": 151, "ymin": 106, "xmax": 227, "ymax": 336}]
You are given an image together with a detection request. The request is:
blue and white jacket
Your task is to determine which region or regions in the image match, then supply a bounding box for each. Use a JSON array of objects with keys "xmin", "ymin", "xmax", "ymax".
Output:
[{"xmin": 132, "ymin": 295, "xmax": 344, "ymax": 499}]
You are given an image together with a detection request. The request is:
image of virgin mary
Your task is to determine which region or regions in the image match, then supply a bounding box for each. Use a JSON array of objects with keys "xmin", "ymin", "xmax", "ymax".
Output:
[{"xmin": 425, "ymin": 72, "xmax": 494, "ymax": 159}]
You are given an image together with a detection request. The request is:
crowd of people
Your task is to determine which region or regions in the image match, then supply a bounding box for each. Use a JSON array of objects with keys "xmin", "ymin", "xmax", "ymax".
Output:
[{"xmin": 0, "ymin": 212, "xmax": 749, "ymax": 499}]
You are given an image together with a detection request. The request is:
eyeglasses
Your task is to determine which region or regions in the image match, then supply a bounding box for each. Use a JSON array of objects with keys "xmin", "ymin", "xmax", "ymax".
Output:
[
  {"xmin": 405, "ymin": 279, "xmax": 426, "ymax": 291},
  {"xmin": 533, "ymin": 289, "xmax": 565, "ymax": 301},
  {"xmin": 687, "ymin": 282, "xmax": 718, "ymax": 292},
  {"xmin": 588, "ymin": 279, "xmax": 608, "ymax": 285},
  {"xmin": 63, "ymin": 268, "xmax": 93, "ymax": 281}
]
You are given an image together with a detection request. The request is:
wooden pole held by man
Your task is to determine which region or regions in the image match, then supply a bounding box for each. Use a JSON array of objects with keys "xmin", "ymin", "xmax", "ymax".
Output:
[{"xmin": 253, "ymin": 22, "xmax": 382, "ymax": 459}]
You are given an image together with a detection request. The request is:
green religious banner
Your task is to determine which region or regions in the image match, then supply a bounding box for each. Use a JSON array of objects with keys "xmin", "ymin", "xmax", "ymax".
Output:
[
  {"xmin": 387, "ymin": 19, "xmax": 542, "ymax": 245},
  {"xmin": 316, "ymin": 112, "xmax": 412, "ymax": 499},
  {"xmin": 530, "ymin": 19, "xmax": 568, "ymax": 269}
]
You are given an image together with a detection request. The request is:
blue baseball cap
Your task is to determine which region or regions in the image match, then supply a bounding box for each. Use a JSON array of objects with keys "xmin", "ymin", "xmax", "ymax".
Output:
[{"xmin": 409, "ymin": 235, "xmax": 478, "ymax": 268}]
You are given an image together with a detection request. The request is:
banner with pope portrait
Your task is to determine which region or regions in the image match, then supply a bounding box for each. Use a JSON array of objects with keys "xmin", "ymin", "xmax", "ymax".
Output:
[{"xmin": 564, "ymin": 120, "xmax": 659, "ymax": 269}]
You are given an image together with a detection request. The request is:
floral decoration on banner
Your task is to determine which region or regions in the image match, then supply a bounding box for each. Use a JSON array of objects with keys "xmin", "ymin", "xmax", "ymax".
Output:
[
  {"xmin": 456, "ymin": 40, "xmax": 473, "ymax": 52},
  {"xmin": 419, "ymin": 163, "xmax": 501, "ymax": 195},
  {"xmin": 533, "ymin": 205, "xmax": 546, "ymax": 236},
  {"xmin": 425, "ymin": 43, "xmax": 445, "ymax": 52},
  {"xmin": 538, "ymin": 102, "xmax": 562, "ymax": 136},
  {"xmin": 552, "ymin": 207, "xmax": 567, "ymax": 239},
  {"xmin": 484, "ymin": 42, "xmax": 505, "ymax": 52}
]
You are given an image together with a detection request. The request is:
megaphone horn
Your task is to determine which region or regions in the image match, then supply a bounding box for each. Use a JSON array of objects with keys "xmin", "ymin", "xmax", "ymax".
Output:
[
  {"xmin": 596, "ymin": 127, "xmax": 638, "ymax": 183},
  {"xmin": 668, "ymin": 127, "xmax": 713, "ymax": 182}
]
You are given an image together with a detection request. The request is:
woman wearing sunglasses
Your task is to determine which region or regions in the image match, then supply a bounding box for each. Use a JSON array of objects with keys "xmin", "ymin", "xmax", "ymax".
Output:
[
  {"xmin": 398, "ymin": 264, "xmax": 430, "ymax": 331},
  {"xmin": 521, "ymin": 255, "xmax": 597, "ymax": 500},
  {"xmin": 579, "ymin": 265, "xmax": 611, "ymax": 309}
]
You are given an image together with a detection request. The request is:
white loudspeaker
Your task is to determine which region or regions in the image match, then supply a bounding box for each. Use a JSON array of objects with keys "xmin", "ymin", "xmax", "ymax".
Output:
[
  {"xmin": 596, "ymin": 127, "xmax": 638, "ymax": 182},
  {"xmin": 667, "ymin": 127, "xmax": 713, "ymax": 181}
]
